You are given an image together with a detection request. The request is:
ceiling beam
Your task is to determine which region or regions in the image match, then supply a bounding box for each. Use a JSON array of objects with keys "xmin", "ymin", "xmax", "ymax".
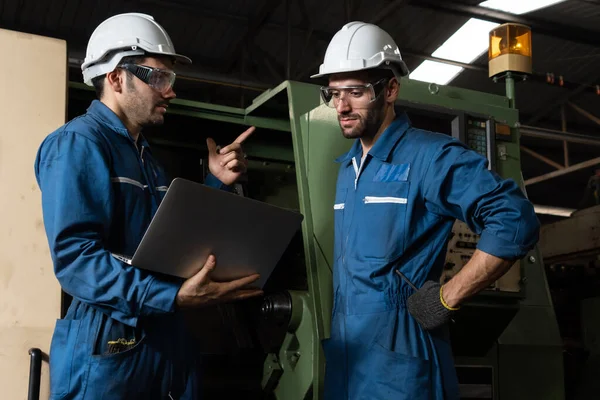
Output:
[
  {"xmin": 294, "ymin": 0, "xmax": 315, "ymax": 79},
  {"xmin": 224, "ymin": 0, "xmax": 281, "ymax": 72},
  {"xmin": 138, "ymin": 0, "xmax": 307, "ymax": 36},
  {"xmin": 139, "ymin": 0, "xmax": 332, "ymax": 42},
  {"xmin": 19, "ymin": 0, "xmax": 597, "ymax": 85},
  {"xmin": 345, "ymin": 0, "xmax": 353, "ymax": 22},
  {"xmin": 4, "ymin": 1, "xmax": 599, "ymax": 98},
  {"xmin": 526, "ymin": 76, "xmax": 600, "ymax": 125},
  {"xmin": 370, "ymin": 0, "xmax": 408, "ymax": 25},
  {"xmin": 411, "ymin": 0, "xmax": 600, "ymax": 48},
  {"xmin": 568, "ymin": 101, "xmax": 600, "ymax": 126},
  {"xmin": 249, "ymin": 44, "xmax": 284, "ymax": 82},
  {"xmin": 286, "ymin": 0, "xmax": 292, "ymax": 79}
]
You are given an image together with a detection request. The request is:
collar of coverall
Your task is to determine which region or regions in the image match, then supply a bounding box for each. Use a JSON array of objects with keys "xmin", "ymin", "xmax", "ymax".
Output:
[
  {"xmin": 87, "ymin": 99, "xmax": 151, "ymax": 147},
  {"xmin": 335, "ymin": 109, "xmax": 411, "ymax": 164}
]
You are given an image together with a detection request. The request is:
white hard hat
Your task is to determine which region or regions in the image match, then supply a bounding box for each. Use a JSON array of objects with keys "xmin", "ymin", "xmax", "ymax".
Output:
[
  {"xmin": 311, "ymin": 21, "xmax": 409, "ymax": 79},
  {"xmin": 81, "ymin": 13, "xmax": 192, "ymax": 86}
]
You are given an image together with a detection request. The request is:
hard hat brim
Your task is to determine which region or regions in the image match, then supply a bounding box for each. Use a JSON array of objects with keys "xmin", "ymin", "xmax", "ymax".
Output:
[
  {"xmin": 169, "ymin": 53, "xmax": 192, "ymax": 65},
  {"xmin": 310, "ymin": 63, "xmax": 409, "ymax": 79}
]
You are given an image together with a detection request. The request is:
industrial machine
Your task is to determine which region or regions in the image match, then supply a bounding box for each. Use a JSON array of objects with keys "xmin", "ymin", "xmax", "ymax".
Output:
[{"xmin": 66, "ymin": 72, "xmax": 564, "ymax": 399}]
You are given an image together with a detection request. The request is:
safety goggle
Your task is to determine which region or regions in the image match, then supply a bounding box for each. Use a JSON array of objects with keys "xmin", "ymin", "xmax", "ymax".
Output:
[
  {"xmin": 119, "ymin": 64, "xmax": 176, "ymax": 93},
  {"xmin": 320, "ymin": 78, "xmax": 388, "ymax": 109}
]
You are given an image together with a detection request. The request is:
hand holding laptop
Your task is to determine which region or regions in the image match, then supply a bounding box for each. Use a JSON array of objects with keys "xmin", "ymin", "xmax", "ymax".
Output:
[{"xmin": 175, "ymin": 254, "xmax": 264, "ymax": 308}]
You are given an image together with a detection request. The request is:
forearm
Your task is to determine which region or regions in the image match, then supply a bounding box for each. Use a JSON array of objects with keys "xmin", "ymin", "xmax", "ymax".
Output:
[
  {"xmin": 54, "ymin": 242, "xmax": 181, "ymax": 325},
  {"xmin": 441, "ymin": 249, "xmax": 514, "ymax": 308}
]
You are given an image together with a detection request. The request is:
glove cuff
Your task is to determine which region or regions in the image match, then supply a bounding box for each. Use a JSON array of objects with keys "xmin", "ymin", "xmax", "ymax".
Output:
[
  {"xmin": 407, "ymin": 280, "xmax": 456, "ymax": 331},
  {"xmin": 440, "ymin": 286, "xmax": 460, "ymax": 311}
]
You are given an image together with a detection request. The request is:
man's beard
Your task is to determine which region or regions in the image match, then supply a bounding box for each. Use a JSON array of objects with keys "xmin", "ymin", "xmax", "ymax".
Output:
[
  {"xmin": 338, "ymin": 96, "xmax": 385, "ymax": 139},
  {"xmin": 124, "ymin": 78, "xmax": 166, "ymax": 128},
  {"xmin": 142, "ymin": 107, "xmax": 166, "ymax": 127}
]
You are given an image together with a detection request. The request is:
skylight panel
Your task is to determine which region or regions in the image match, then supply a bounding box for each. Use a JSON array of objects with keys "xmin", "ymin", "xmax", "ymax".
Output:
[
  {"xmin": 408, "ymin": 0, "xmax": 565, "ymax": 84},
  {"xmin": 408, "ymin": 61, "xmax": 463, "ymax": 85},
  {"xmin": 479, "ymin": 0, "xmax": 566, "ymax": 15},
  {"xmin": 431, "ymin": 18, "xmax": 499, "ymax": 64}
]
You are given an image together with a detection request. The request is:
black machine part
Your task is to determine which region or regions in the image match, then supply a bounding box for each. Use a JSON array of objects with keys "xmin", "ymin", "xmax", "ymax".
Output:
[{"xmin": 261, "ymin": 291, "xmax": 293, "ymax": 326}]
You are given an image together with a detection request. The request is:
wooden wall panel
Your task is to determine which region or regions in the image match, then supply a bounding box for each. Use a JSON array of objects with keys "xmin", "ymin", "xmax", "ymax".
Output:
[{"xmin": 0, "ymin": 28, "xmax": 66, "ymax": 399}]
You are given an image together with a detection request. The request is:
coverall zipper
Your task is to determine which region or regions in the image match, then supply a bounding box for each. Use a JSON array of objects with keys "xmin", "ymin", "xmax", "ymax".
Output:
[
  {"xmin": 340, "ymin": 155, "xmax": 367, "ymax": 397},
  {"xmin": 131, "ymin": 139, "xmax": 163, "ymax": 215}
]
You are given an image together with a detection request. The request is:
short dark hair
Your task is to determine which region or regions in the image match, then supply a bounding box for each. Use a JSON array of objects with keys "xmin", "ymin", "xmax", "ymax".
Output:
[
  {"xmin": 91, "ymin": 55, "xmax": 146, "ymax": 99},
  {"xmin": 367, "ymin": 68, "xmax": 396, "ymax": 82}
]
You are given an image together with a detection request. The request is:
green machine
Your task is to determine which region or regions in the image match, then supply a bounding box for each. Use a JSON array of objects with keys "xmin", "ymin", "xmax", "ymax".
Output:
[{"xmin": 68, "ymin": 77, "xmax": 565, "ymax": 399}]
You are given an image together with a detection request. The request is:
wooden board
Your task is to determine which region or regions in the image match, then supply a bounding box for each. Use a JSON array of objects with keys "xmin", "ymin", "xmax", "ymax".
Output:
[
  {"xmin": 539, "ymin": 205, "xmax": 600, "ymax": 263},
  {"xmin": 0, "ymin": 28, "xmax": 66, "ymax": 399}
]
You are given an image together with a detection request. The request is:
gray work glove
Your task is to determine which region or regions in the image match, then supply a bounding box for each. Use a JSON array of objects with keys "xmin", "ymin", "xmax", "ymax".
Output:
[{"xmin": 407, "ymin": 280, "xmax": 457, "ymax": 331}]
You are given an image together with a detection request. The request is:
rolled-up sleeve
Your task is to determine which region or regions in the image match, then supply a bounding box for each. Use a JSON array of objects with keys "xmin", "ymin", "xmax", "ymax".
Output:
[{"xmin": 422, "ymin": 142, "xmax": 540, "ymax": 260}]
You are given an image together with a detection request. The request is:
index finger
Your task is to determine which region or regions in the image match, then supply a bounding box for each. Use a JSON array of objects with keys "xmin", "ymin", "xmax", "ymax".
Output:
[{"xmin": 234, "ymin": 126, "xmax": 256, "ymax": 144}]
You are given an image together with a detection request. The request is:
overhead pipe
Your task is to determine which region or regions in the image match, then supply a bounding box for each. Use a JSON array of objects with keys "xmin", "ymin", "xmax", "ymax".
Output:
[{"xmin": 519, "ymin": 126, "xmax": 600, "ymax": 147}]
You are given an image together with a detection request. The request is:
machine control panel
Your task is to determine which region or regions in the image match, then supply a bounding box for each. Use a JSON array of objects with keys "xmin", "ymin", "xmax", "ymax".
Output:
[
  {"xmin": 441, "ymin": 220, "xmax": 522, "ymax": 293},
  {"xmin": 465, "ymin": 117, "xmax": 496, "ymax": 171},
  {"xmin": 466, "ymin": 118, "xmax": 489, "ymax": 158}
]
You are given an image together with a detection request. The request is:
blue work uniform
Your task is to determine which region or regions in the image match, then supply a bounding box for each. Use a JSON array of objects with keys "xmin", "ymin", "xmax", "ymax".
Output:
[
  {"xmin": 322, "ymin": 111, "xmax": 539, "ymax": 399},
  {"xmin": 35, "ymin": 100, "xmax": 228, "ymax": 400}
]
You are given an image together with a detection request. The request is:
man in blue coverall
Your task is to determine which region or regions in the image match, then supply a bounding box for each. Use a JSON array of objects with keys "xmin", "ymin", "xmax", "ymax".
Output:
[
  {"xmin": 35, "ymin": 13, "xmax": 263, "ymax": 399},
  {"xmin": 311, "ymin": 22, "xmax": 540, "ymax": 399}
]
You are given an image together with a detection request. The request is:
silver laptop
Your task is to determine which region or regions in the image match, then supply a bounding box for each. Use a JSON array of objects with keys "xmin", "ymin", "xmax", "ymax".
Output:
[{"xmin": 112, "ymin": 178, "xmax": 304, "ymax": 288}]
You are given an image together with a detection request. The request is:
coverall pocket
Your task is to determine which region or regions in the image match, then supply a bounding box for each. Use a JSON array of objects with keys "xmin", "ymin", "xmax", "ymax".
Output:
[
  {"xmin": 49, "ymin": 319, "xmax": 81, "ymax": 398},
  {"xmin": 87, "ymin": 333, "xmax": 149, "ymax": 398},
  {"xmin": 91, "ymin": 333, "xmax": 147, "ymax": 361},
  {"xmin": 359, "ymin": 342, "xmax": 432, "ymax": 400},
  {"xmin": 358, "ymin": 182, "xmax": 409, "ymax": 260}
]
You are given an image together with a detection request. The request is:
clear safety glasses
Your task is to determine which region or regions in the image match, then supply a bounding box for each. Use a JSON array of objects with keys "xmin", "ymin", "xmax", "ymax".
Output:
[
  {"xmin": 120, "ymin": 64, "xmax": 177, "ymax": 94},
  {"xmin": 320, "ymin": 78, "xmax": 388, "ymax": 109}
]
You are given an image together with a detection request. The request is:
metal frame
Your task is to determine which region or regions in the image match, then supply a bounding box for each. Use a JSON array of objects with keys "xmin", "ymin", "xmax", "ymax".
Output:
[
  {"xmin": 524, "ymin": 157, "xmax": 600, "ymax": 186},
  {"xmin": 27, "ymin": 348, "xmax": 42, "ymax": 400},
  {"xmin": 569, "ymin": 101, "xmax": 600, "ymax": 127},
  {"xmin": 520, "ymin": 102, "xmax": 600, "ymax": 187}
]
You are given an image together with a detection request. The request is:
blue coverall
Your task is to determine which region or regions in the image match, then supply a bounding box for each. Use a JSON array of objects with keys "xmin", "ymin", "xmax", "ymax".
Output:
[
  {"xmin": 322, "ymin": 111, "xmax": 540, "ymax": 399},
  {"xmin": 35, "ymin": 100, "xmax": 228, "ymax": 399}
]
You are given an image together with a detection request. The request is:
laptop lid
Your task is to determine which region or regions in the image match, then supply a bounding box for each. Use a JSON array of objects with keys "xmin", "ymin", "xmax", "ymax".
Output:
[{"xmin": 130, "ymin": 178, "xmax": 304, "ymax": 289}]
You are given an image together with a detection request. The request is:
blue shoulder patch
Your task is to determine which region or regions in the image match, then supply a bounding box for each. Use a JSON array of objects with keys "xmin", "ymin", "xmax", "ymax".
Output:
[{"xmin": 374, "ymin": 163, "xmax": 410, "ymax": 182}]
